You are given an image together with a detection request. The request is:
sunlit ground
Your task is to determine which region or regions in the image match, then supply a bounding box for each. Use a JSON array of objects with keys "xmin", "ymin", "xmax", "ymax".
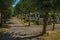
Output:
[
  {"xmin": 0, "ymin": 28, "xmax": 8, "ymax": 32},
  {"xmin": 38, "ymin": 30, "xmax": 60, "ymax": 40},
  {"xmin": 0, "ymin": 17, "xmax": 60, "ymax": 40}
]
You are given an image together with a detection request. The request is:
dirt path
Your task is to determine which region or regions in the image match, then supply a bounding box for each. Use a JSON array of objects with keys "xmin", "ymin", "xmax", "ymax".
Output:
[
  {"xmin": 7, "ymin": 17, "xmax": 60, "ymax": 32},
  {"xmin": 5, "ymin": 17, "xmax": 60, "ymax": 40}
]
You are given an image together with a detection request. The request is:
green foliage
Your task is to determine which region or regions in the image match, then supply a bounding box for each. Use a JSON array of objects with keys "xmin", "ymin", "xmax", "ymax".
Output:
[
  {"xmin": 15, "ymin": 0, "xmax": 60, "ymax": 26},
  {"xmin": 15, "ymin": 0, "xmax": 60, "ymax": 15},
  {"xmin": 0, "ymin": 0, "xmax": 15, "ymax": 10},
  {"xmin": 0, "ymin": 0, "xmax": 15, "ymax": 19},
  {"xmin": 0, "ymin": 0, "xmax": 15, "ymax": 27}
]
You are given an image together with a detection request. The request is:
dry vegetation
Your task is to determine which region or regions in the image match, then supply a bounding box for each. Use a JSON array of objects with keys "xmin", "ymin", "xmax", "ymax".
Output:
[
  {"xmin": 38, "ymin": 30, "xmax": 60, "ymax": 40},
  {"xmin": 0, "ymin": 28, "xmax": 8, "ymax": 32}
]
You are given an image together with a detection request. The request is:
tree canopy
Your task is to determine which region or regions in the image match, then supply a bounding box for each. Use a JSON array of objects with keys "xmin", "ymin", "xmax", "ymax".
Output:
[
  {"xmin": 15, "ymin": 0, "xmax": 60, "ymax": 34},
  {"xmin": 15, "ymin": 0, "xmax": 60, "ymax": 14},
  {"xmin": 0, "ymin": 0, "xmax": 15, "ymax": 10}
]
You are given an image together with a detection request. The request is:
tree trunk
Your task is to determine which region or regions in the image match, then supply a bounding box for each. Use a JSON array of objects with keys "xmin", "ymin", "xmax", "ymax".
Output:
[
  {"xmin": 4, "ymin": 12, "xmax": 6, "ymax": 24},
  {"xmin": 37, "ymin": 14, "xmax": 40, "ymax": 25},
  {"xmin": 42, "ymin": 11, "xmax": 49, "ymax": 35},
  {"xmin": 28, "ymin": 11, "xmax": 31, "ymax": 26},
  {"xmin": 21, "ymin": 14, "xmax": 23, "ymax": 21},
  {"xmin": 52, "ymin": 19, "xmax": 55, "ymax": 31},
  {"xmin": 0, "ymin": 10, "xmax": 3, "ymax": 27},
  {"xmin": 51, "ymin": 14, "xmax": 55, "ymax": 31}
]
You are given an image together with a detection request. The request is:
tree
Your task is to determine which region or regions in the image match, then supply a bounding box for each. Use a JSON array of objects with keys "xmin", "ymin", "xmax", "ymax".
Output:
[
  {"xmin": 0, "ymin": 0, "xmax": 15, "ymax": 27},
  {"xmin": 15, "ymin": 0, "xmax": 35, "ymax": 26},
  {"xmin": 15, "ymin": 0, "xmax": 60, "ymax": 35}
]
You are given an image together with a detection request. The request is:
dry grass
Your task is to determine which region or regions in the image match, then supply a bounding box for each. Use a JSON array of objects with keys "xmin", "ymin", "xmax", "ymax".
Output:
[
  {"xmin": 38, "ymin": 30, "xmax": 60, "ymax": 40},
  {"xmin": 0, "ymin": 28, "xmax": 8, "ymax": 32}
]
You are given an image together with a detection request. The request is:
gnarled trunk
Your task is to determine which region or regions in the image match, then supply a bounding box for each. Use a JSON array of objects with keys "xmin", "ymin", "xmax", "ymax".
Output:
[
  {"xmin": 51, "ymin": 14, "xmax": 56, "ymax": 31},
  {"xmin": 28, "ymin": 11, "xmax": 31, "ymax": 26},
  {"xmin": 42, "ymin": 11, "xmax": 49, "ymax": 35},
  {"xmin": 52, "ymin": 18, "xmax": 55, "ymax": 31},
  {"xmin": 4, "ymin": 12, "xmax": 6, "ymax": 24},
  {"xmin": 0, "ymin": 10, "xmax": 3, "ymax": 27}
]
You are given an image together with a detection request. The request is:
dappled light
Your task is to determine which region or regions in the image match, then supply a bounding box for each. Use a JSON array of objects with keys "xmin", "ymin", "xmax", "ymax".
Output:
[{"xmin": 0, "ymin": 0, "xmax": 60, "ymax": 40}]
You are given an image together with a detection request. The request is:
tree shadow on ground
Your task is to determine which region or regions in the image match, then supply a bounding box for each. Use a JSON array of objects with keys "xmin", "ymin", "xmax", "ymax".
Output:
[
  {"xmin": 0, "ymin": 32, "xmax": 45, "ymax": 40},
  {"xmin": 0, "ymin": 32, "xmax": 15, "ymax": 40}
]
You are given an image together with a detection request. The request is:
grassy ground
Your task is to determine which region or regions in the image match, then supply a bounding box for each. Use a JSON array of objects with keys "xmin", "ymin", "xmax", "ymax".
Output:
[
  {"xmin": 38, "ymin": 30, "xmax": 60, "ymax": 40},
  {"xmin": 0, "ymin": 28, "xmax": 8, "ymax": 32},
  {"xmin": 0, "ymin": 17, "xmax": 60, "ymax": 40},
  {"xmin": 17, "ymin": 17, "xmax": 60, "ymax": 27},
  {"xmin": 8, "ymin": 17, "xmax": 60, "ymax": 40},
  {"xmin": 0, "ymin": 28, "xmax": 60, "ymax": 40}
]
